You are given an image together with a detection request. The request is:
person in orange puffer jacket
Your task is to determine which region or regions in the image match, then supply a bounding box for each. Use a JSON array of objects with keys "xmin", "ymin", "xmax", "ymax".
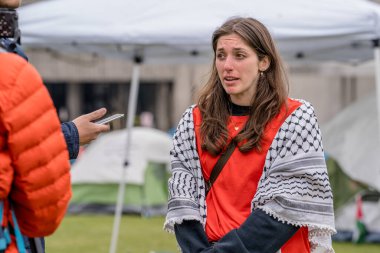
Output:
[{"xmin": 0, "ymin": 2, "xmax": 72, "ymax": 253}]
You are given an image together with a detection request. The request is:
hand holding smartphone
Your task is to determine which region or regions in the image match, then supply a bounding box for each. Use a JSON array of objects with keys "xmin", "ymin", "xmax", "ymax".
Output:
[{"xmin": 95, "ymin": 113, "xmax": 124, "ymax": 125}]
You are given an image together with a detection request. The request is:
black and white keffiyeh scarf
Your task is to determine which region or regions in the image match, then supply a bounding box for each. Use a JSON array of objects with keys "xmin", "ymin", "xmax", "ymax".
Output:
[{"xmin": 164, "ymin": 100, "xmax": 336, "ymax": 253}]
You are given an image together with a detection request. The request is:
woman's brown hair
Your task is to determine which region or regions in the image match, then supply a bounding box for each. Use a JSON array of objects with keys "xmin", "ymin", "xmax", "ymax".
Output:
[{"xmin": 198, "ymin": 17, "xmax": 289, "ymax": 155}]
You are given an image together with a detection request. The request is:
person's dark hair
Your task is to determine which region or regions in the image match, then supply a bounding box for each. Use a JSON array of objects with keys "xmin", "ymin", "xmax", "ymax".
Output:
[{"xmin": 198, "ymin": 17, "xmax": 289, "ymax": 155}]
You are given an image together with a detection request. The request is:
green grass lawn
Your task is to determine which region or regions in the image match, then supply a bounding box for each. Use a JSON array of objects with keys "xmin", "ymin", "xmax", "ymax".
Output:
[
  {"xmin": 46, "ymin": 215, "xmax": 380, "ymax": 253},
  {"xmin": 46, "ymin": 215, "xmax": 177, "ymax": 253}
]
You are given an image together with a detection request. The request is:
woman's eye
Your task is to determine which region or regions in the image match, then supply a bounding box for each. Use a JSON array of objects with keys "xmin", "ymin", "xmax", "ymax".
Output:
[
  {"xmin": 216, "ymin": 53, "xmax": 225, "ymax": 60},
  {"xmin": 236, "ymin": 53, "xmax": 245, "ymax": 59}
]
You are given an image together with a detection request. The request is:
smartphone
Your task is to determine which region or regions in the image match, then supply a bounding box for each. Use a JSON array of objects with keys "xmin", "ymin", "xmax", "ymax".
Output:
[{"xmin": 95, "ymin": 114, "xmax": 124, "ymax": 125}]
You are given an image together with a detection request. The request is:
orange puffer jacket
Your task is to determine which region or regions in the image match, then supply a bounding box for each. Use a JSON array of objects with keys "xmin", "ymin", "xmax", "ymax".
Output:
[{"xmin": 0, "ymin": 52, "xmax": 72, "ymax": 248}]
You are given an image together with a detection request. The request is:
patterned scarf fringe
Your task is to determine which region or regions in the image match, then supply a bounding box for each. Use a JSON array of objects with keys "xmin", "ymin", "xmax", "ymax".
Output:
[
  {"xmin": 164, "ymin": 215, "xmax": 204, "ymax": 234},
  {"xmin": 259, "ymin": 206, "xmax": 336, "ymax": 234},
  {"xmin": 259, "ymin": 206, "xmax": 336, "ymax": 253},
  {"xmin": 309, "ymin": 237, "xmax": 335, "ymax": 253}
]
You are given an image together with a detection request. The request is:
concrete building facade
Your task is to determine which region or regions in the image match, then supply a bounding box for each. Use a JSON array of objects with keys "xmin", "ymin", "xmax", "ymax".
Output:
[{"xmin": 25, "ymin": 48, "xmax": 376, "ymax": 132}]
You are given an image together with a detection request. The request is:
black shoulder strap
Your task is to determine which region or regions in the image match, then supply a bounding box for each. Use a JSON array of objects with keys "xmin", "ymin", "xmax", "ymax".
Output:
[
  {"xmin": 205, "ymin": 141, "xmax": 237, "ymax": 196},
  {"xmin": 0, "ymin": 38, "xmax": 28, "ymax": 61}
]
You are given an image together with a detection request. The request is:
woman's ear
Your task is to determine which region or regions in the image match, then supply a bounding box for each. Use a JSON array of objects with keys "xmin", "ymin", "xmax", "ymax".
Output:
[{"xmin": 259, "ymin": 56, "xmax": 270, "ymax": 72}]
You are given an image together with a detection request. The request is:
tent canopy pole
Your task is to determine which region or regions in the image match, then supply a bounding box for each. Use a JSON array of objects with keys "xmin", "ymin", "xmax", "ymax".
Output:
[
  {"xmin": 374, "ymin": 39, "xmax": 380, "ymax": 142},
  {"xmin": 109, "ymin": 53, "xmax": 143, "ymax": 253}
]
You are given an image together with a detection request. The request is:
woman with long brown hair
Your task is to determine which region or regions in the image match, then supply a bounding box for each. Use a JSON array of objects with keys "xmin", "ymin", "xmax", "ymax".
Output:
[{"xmin": 165, "ymin": 17, "xmax": 335, "ymax": 253}]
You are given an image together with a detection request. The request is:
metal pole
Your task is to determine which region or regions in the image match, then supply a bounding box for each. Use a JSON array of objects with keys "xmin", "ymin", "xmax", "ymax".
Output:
[
  {"xmin": 109, "ymin": 61, "xmax": 141, "ymax": 253},
  {"xmin": 373, "ymin": 39, "xmax": 380, "ymax": 142},
  {"xmin": 29, "ymin": 238, "xmax": 43, "ymax": 253}
]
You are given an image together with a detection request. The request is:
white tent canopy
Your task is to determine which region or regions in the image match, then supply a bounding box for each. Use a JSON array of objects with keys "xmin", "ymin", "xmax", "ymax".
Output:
[{"xmin": 19, "ymin": 0, "xmax": 380, "ymax": 63}]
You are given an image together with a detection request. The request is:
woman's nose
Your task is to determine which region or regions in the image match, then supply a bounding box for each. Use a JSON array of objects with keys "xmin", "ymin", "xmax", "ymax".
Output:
[{"xmin": 223, "ymin": 56, "xmax": 234, "ymax": 71}]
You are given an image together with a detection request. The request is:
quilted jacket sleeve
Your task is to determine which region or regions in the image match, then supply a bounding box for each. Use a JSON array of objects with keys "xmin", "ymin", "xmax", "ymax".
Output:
[{"xmin": 0, "ymin": 53, "xmax": 72, "ymax": 237}]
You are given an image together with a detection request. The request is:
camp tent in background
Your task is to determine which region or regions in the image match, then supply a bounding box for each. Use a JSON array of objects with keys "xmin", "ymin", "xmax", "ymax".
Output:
[
  {"xmin": 70, "ymin": 127, "xmax": 172, "ymax": 216},
  {"xmin": 69, "ymin": 162, "xmax": 168, "ymax": 216},
  {"xmin": 326, "ymin": 157, "xmax": 380, "ymax": 243},
  {"xmin": 326, "ymin": 157, "xmax": 367, "ymax": 211},
  {"xmin": 333, "ymin": 190, "xmax": 380, "ymax": 243},
  {"xmin": 322, "ymin": 93, "xmax": 380, "ymax": 192},
  {"xmin": 323, "ymin": 95, "xmax": 380, "ymax": 243}
]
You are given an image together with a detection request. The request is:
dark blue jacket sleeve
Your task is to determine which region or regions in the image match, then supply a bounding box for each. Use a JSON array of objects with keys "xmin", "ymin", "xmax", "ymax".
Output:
[
  {"xmin": 61, "ymin": 122, "xmax": 79, "ymax": 159},
  {"xmin": 174, "ymin": 220, "xmax": 211, "ymax": 253},
  {"xmin": 174, "ymin": 209, "xmax": 299, "ymax": 253}
]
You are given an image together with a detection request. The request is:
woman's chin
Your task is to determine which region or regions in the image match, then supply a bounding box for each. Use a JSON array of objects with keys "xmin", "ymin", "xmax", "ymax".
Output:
[{"xmin": 223, "ymin": 87, "xmax": 238, "ymax": 95}]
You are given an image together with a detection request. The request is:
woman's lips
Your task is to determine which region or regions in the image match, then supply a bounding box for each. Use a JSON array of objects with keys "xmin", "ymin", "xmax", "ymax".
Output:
[{"xmin": 224, "ymin": 77, "xmax": 239, "ymax": 85}]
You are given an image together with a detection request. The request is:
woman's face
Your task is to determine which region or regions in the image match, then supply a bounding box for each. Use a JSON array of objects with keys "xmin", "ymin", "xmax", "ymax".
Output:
[{"xmin": 215, "ymin": 33, "xmax": 269, "ymax": 106}]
